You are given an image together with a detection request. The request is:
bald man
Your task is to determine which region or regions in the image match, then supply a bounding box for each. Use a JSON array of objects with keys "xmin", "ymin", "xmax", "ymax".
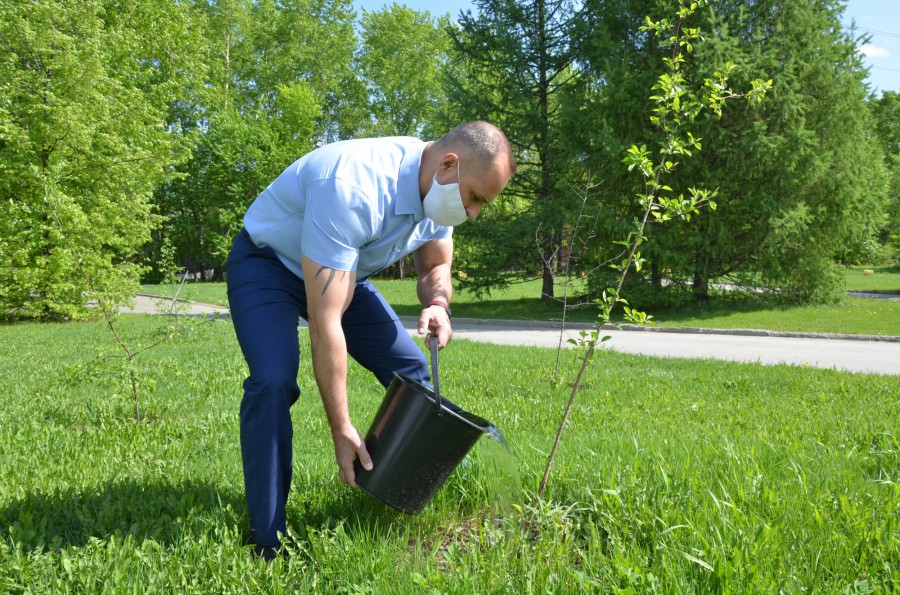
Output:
[{"xmin": 225, "ymin": 121, "xmax": 516, "ymax": 559}]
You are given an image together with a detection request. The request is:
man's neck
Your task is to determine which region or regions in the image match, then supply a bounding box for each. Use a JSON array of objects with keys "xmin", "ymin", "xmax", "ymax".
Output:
[{"xmin": 418, "ymin": 141, "xmax": 437, "ymax": 200}]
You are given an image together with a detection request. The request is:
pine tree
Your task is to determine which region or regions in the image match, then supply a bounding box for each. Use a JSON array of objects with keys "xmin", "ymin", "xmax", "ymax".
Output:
[
  {"xmin": 447, "ymin": 0, "xmax": 579, "ymax": 300},
  {"xmin": 572, "ymin": 0, "xmax": 885, "ymax": 302}
]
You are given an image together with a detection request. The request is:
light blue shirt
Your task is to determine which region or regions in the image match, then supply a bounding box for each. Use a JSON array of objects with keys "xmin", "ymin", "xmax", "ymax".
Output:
[{"xmin": 244, "ymin": 136, "xmax": 452, "ymax": 281}]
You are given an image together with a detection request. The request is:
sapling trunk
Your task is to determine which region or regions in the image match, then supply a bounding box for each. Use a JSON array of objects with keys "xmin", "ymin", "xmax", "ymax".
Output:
[
  {"xmin": 536, "ymin": 199, "xmax": 655, "ymax": 503},
  {"xmin": 533, "ymin": 0, "xmax": 768, "ymax": 503},
  {"xmin": 48, "ymin": 205, "xmax": 144, "ymax": 423}
]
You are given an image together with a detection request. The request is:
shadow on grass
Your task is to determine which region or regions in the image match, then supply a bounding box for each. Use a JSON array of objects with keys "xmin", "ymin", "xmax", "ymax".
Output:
[
  {"xmin": 1, "ymin": 474, "xmax": 442, "ymax": 555},
  {"xmin": 397, "ymin": 289, "xmax": 842, "ymax": 326},
  {"xmin": 0, "ymin": 472, "xmax": 500, "ymax": 562},
  {"xmin": 288, "ymin": 482, "xmax": 409, "ymax": 535},
  {"xmin": 401, "ymin": 297, "xmax": 600, "ymax": 324},
  {"xmin": 645, "ymin": 297, "xmax": 792, "ymax": 324},
  {"xmin": 0, "ymin": 479, "xmax": 245, "ymax": 552}
]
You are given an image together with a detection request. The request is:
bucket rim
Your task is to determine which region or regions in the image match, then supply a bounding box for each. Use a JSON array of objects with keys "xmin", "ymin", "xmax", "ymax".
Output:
[{"xmin": 391, "ymin": 372, "xmax": 492, "ymax": 434}]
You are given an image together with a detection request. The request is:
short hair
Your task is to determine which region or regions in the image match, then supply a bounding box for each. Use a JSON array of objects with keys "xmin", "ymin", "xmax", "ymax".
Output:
[{"xmin": 434, "ymin": 121, "xmax": 517, "ymax": 175}]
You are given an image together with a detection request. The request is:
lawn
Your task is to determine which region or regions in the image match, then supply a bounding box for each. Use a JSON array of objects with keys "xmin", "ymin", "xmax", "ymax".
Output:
[
  {"xmin": 844, "ymin": 264, "xmax": 900, "ymax": 293},
  {"xmin": 0, "ymin": 316, "xmax": 897, "ymax": 591},
  {"xmin": 144, "ymin": 268, "xmax": 900, "ymax": 336}
]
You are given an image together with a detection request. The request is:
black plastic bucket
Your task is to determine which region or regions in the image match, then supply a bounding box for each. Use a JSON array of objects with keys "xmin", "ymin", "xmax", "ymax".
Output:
[{"xmin": 353, "ymin": 342, "xmax": 492, "ymax": 514}]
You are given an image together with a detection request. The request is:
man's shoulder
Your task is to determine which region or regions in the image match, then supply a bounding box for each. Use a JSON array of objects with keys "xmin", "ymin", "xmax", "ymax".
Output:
[
  {"xmin": 300, "ymin": 136, "xmax": 424, "ymax": 188},
  {"xmin": 310, "ymin": 136, "xmax": 423, "ymax": 159}
]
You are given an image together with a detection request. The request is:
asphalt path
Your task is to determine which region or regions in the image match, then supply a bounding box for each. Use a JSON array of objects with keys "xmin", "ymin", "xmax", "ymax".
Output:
[
  {"xmin": 127, "ymin": 295, "xmax": 900, "ymax": 376},
  {"xmin": 443, "ymin": 319, "xmax": 900, "ymax": 376}
]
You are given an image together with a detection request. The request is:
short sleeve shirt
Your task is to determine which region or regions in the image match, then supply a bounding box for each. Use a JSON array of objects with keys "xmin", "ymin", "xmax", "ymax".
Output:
[{"xmin": 243, "ymin": 136, "xmax": 452, "ymax": 281}]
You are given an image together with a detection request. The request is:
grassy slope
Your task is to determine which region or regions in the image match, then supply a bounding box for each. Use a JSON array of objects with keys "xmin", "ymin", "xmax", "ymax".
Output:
[
  {"xmin": 144, "ymin": 266, "xmax": 900, "ymax": 336},
  {"xmin": 0, "ymin": 317, "xmax": 897, "ymax": 591}
]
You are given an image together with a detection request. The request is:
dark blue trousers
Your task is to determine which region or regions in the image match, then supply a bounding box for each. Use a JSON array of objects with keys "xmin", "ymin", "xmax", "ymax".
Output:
[{"xmin": 226, "ymin": 228, "xmax": 429, "ymax": 546}]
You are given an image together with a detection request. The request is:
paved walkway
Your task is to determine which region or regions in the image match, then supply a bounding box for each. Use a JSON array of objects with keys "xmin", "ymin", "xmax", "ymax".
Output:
[
  {"xmin": 126, "ymin": 295, "xmax": 900, "ymax": 376},
  {"xmin": 444, "ymin": 318, "xmax": 900, "ymax": 376},
  {"xmin": 848, "ymin": 290, "xmax": 900, "ymax": 301}
]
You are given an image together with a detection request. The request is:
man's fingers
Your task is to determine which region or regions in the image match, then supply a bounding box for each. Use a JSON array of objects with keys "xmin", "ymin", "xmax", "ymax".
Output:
[
  {"xmin": 333, "ymin": 426, "xmax": 369, "ymax": 488},
  {"xmin": 356, "ymin": 439, "xmax": 373, "ymax": 471},
  {"xmin": 423, "ymin": 329, "xmax": 453, "ymax": 350},
  {"xmin": 417, "ymin": 310, "xmax": 432, "ymax": 337},
  {"xmin": 438, "ymin": 327, "xmax": 452, "ymax": 349},
  {"xmin": 338, "ymin": 459, "xmax": 358, "ymax": 487},
  {"xmin": 419, "ymin": 308, "xmax": 453, "ymax": 350}
]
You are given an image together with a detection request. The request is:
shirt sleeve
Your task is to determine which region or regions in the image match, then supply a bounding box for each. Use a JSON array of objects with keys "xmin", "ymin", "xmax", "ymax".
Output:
[
  {"xmin": 300, "ymin": 177, "xmax": 376, "ymax": 271},
  {"xmin": 433, "ymin": 225, "xmax": 453, "ymax": 240}
]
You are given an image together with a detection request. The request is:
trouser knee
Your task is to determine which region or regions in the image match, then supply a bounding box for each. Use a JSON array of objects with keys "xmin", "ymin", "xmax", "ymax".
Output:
[
  {"xmin": 390, "ymin": 355, "xmax": 429, "ymax": 387},
  {"xmin": 241, "ymin": 374, "xmax": 300, "ymax": 415}
]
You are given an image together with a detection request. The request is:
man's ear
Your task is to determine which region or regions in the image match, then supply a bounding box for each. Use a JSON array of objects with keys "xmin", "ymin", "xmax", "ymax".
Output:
[{"xmin": 437, "ymin": 152, "xmax": 459, "ymax": 174}]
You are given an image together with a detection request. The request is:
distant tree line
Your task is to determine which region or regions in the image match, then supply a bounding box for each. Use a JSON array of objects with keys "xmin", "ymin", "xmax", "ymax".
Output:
[{"xmin": 0, "ymin": 0, "xmax": 895, "ymax": 318}]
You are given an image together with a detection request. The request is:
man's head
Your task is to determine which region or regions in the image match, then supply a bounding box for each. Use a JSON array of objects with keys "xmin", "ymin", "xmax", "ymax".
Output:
[{"xmin": 422, "ymin": 121, "xmax": 516, "ymax": 222}]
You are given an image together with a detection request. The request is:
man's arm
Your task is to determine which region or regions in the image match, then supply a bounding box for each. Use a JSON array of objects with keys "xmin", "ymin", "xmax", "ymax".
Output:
[
  {"xmin": 413, "ymin": 238, "xmax": 454, "ymax": 349},
  {"xmin": 300, "ymin": 254, "xmax": 372, "ymax": 487}
]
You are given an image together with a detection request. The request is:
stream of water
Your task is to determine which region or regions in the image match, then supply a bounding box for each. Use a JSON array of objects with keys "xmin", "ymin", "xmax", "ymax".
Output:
[{"xmin": 471, "ymin": 425, "xmax": 522, "ymax": 514}]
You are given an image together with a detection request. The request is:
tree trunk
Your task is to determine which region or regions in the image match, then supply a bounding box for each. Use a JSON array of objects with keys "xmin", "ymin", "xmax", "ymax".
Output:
[
  {"xmin": 651, "ymin": 260, "xmax": 662, "ymax": 290},
  {"xmin": 693, "ymin": 252, "xmax": 710, "ymax": 301},
  {"xmin": 538, "ymin": 0, "xmax": 554, "ymax": 303},
  {"xmin": 541, "ymin": 253, "xmax": 554, "ymax": 302}
]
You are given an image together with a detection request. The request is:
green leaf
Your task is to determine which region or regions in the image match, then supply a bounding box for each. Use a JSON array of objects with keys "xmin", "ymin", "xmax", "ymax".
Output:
[{"xmin": 677, "ymin": 550, "xmax": 713, "ymax": 571}]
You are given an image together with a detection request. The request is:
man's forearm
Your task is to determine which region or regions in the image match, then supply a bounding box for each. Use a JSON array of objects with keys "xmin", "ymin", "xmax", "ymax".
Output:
[
  {"xmin": 417, "ymin": 262, "xmax": 453, "ymax": 307},
  {"xmin": 308, "ymin": 317, "xmax": 351, "ymax": 432}
]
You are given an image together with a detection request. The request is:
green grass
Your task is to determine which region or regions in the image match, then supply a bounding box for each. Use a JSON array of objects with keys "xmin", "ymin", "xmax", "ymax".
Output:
[
  {"xmin": 641, "ymin": 296, "xmax": 900, "ymax": 336},
  {"xmin": 140, "ymin": 282, "xmax": 230, "ymax": 307},
  {"xmin": 143, "ymin": 270, "xmax": 900, "ymax": 336},
  {"xmin": 844, "ymin": 265, "xmax": 900, "ymax": 293},
  {"xmin": 0, "ymin": 316, "xmax": 897, "ymax": 591}
]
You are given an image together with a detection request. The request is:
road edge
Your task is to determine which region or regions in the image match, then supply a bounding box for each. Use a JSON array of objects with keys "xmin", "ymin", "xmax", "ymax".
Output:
[{"xmin": 134, "ymin": 294, "xmax": 900, "ymax": 343}]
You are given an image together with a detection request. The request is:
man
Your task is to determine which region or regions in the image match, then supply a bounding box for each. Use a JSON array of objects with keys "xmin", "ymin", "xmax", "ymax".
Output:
[{"xmin": 225, "ymin": 121, "xmax": 516, "ymax": 559}]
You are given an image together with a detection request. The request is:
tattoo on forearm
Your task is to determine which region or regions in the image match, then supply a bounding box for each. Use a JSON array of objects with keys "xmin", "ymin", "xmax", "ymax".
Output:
[
  {"xmin": 316, "ymin": 265, "xmax": 346, "ymax": 296},
  {"xmin": 432, "ymin": 289, "xmax": 450, "ymax": 304}
]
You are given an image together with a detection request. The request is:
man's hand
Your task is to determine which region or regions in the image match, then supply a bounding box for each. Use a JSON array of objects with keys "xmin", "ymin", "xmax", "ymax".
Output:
[
  {"xmin": 332, "ymin": 423, "xmax": 372, "ymax": 488},
  {"xmin": 418, "ymin": 304, "xmax": 452, "ymax": 349}
]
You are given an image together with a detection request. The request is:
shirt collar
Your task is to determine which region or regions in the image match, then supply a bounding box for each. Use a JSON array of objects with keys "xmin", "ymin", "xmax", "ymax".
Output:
[{"xmin": 395, "ymin": 140, "xmax": 427, "ymax": 219}]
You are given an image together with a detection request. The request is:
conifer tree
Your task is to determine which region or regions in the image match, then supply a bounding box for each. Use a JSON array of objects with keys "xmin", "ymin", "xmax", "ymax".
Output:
[
  {"xmin": 571, "ymin": 0, "xmax": 885, "ymax": 302},
  {"xmin": 447, "ymin": 0, "xmax": 579, "ymax": 300}
]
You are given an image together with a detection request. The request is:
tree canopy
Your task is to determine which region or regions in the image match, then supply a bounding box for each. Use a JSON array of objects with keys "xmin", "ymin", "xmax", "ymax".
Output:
[
  {"xmin": 356, "ymin": 4, "xmax": 451, "ymax": 138},
  {"xmin": 0, "ymin": 0, "xmax": 203, "ymax": 317},
  {"xmin": 870, "ymin": 91, "xmax": 900, "ymax": 257},
  {"xmin": 0, "ymin": 0, "xmax": 892, "ymax": 318},
  {"xmin": 567, "ymin": 0, "xmax": 886, "ymax": 302}
]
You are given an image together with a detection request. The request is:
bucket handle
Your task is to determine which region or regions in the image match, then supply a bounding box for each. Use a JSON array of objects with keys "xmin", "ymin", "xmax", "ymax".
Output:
[{"xmin": 429, "ymin": 335, "xmax": 443, "ymax": 416}]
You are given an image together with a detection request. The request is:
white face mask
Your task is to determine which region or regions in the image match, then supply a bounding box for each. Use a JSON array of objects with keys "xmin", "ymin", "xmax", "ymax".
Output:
[{"xmin": 423, "ymin": 161, "xmax": 468, "ymax": 227}]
